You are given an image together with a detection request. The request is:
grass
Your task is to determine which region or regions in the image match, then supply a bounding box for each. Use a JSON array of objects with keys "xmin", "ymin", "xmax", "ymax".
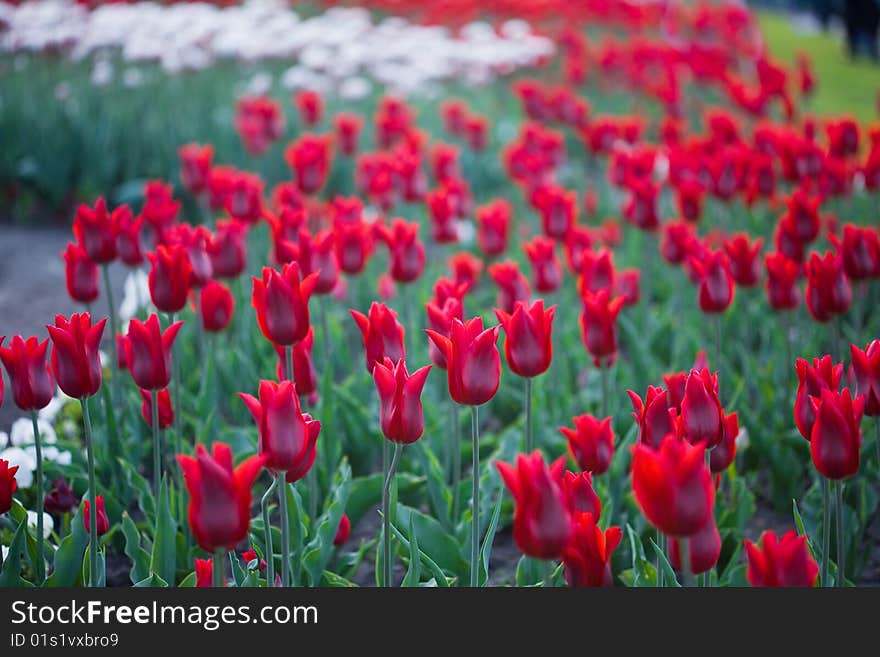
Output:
[{"xmin": 758, "ymin": 10, "xmax": 880, "ymax": 123}]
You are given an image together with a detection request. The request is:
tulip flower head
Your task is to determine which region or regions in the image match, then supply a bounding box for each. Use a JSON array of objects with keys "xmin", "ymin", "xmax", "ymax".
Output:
[
  {"xmin": 850, "ymin": 340, "xmax": 880, "ymax": 416},
  {"xmin": 745, "ymin": 530, "xmax": 819, "ymax": 587},
  {"xmin": 561, "ymin": 511, "xmax": 622, "ymax": 587},
  {"xmin": 794, "ymin": 355, "xmax": 843, "ymax": 440},
  {"xmin": 200, "ymin": 281, "xmax": 235, "ymax": 333},
  {"xmin": 124, "ymin": 314, "xmax": 183, "ymax": 390},
  {"xmin": 669, "ymin": 515, "xmax": 721, "ymax": 574},
  {"xmin": 252, "ymin": 262, "xmax": 317, "ymax": 347},
  {"xmin": 0, "ymin": 459, "xmax": 19, "ymax": 515},
  {"xmin": 580, "ymin": 289, "xmax": 624, "ymax": 367},
  {"xmin": 83, "ymin": 495, "xmax": 110, "ymax": 536},
  {"xmin": 560, "ymin": 414, "xmax": 614, "ymax": 475},
  {"xmin": 809, "ymin": 388, "xmax": 864, "ymax": 480},
  {"xmin": 495, "ymin": 299, "xmax": 555, "ymax": 379},
  {"xmin": 426, "ymin": 316, "xmax": 501, "ymax": 406},
  {"xmin": 372, "ymin": 358, "xmax": 431, "ymax": 444},
  {"xmin": 63, "ymin": 242, "xmax": 100, "ymax": 304},
  {"xmin": 627, "ymin": 386, "xmax": 674, "ymax": 449},
  {"xmin": 680, "ymin": 368, "xmax": 725, "ymax": 448},
  {"xmin": 73, "ymin": 198, "xmax": 121, "ymax": 264},
  {"xmin": 148, "ymin": 244, "xmax": 193, "ymax": 314},
  {"xmin": 350, "ymin": 302, "xmax": 406, "ymax": 374},
  {"xmin": 0, "ymin": 335, "xmax": 55, "ymax": 411},
  {"xmin": 47, "ymin": 313, "xmax": 106, "ymax": 399},
  {"xmin": 140, "ymin": 388, "xmax": 174, "ymax": 430}
]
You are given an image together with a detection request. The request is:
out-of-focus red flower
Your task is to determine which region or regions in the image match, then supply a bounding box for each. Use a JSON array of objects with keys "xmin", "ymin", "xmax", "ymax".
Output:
[
  {"xmin": 680, "ymin": 368, "xmax": 724, "ymax": 448},
  {"xmin": 431, "ymin": 143, "xmax": 461, "ymax": 183},
  {"xmin": 560, "ymin": 414, "xmax": 614, "ymax": 475},
  {"xmin": 495, "ymin": 299, "xmax": 555, "ymax": 379},
  {"xmin": 669, "ymin": 515, "xmax": 721, "ymax": 575},
  {"xmin": 578, "ymin": 247, "xmax": 615, "ymax": 296},
  {"xmin": 488, "ymin": 260, "xmax": 531, "ymax": 314},
  {"xmin": 674, "ymin": 179, "xmax": 704, "ymax": 223},
  {"xmin": 562, "ymin": 511, "xmax": 621, "ymax": 587},
  {"xmin": 375, "ymin": 219, "xmax": 426, "ymax": 284},
  {"xmin": 745, "ymin": 530, "xmax": 819, "ymax": 587},
  {"xmin": 851, "ymin": 340, "xmax": 880, "ymax": 416},
  {"xmin": 661, "ymin": 221, "xmax": 697, "ymax": 265},
  {"xmin": 63, "ymin": 242, "xmax": 99, "ymax": 305},
  {"xmin": 764, "ymin": 251, "xmax": 801, "ymax": 310},
  {"xmin": 285, "ymin": 133, "xmax": 332, "ymax": 196},
  {"xmin": 224, "ymin": 171, "xmax": 264, "ymax": 224},
  {"xmin": 523, "ymin": 236, "xmax": 562, "ymax": 294},
  {"xmin": 689, "ymin": 248, "xmax": 735, "ymax": 313},
  {"xmin": 140, "ymin": 387, "xmax": 173, "ymax": 430},
  {"xmin": 0, "ymin": 459, "xmax": 17, "ymax": 515},
  {"xmin": 332, "ymin": 201, "xmax": 373, "ymax": 275},
  {"xmin": 832, "ymin": 224, "xmax": 880, "ymax": 281},
  {"xmin": 179, "ymin": 144, "xmax": 213, "ymax": 196},
  {"xmin": 563, "ymin": 225, "xmax": 594, "ymax": 274},
  {"xmin": 252, "ymin": 262, "xmax": 317, "ymax": 347},
  {"xmin": 293, "ymin": 229, "xmax": 339, "ymax": 295},
  {"xmin": 448, "ymin": 252, "xmax": 482, "ymax": 293},
  {"xmin": 631, "ymin": 434, "xmax": 714, "ymax": 537},
  {"xmin": 780, "ymin": 188, "xmax": 821, "ymax": 243},
  {"xmin": 628, "ymin": 385, "xmax": 673, "ymax": 449},
  {"xmin": 200, "ymin": 281, "xmax": 234, "ymax": 333},
  {"xmin": 0, "ymin": 336, "xmax": 54, "ymax": 411},
  {"xmin": 240, "ymin": 548, "xmax": 267, "ymax": 572},
  {"xmin": 615, "ymin": 268, "xmax": 640, "ymax": 307},
  {"xmin": 239, "ymin": 380, "xmax": 320, "ymax": 482},
  {"xmin": 496, "ymin": 452, "xmax": 573, "ymax": 560},
  {"xmin": 208, "ymin": 220, "xmax": 248, "ymax": 279},
  {"xmin": 810, "ymin": 388, "xmax": 863, "ymax": 479},
  {"xmin": 124, "ymin": 314, "xmax": 183, "ymax": 390},
  {"xmin": 141, "ymin": 180, "xmax": 181, "ymax": 234},
  {"xmin": 163, "ymin": 224, "xmax": 214, "ymax": 288},
  {"xmin": 465, "ymin": 115, "xmax": 488, "ymax": 152},
  {"xmin": 43, "ymin": 478, "xmax": 77, "ymax": 515},
  {"xmin": 73, "ymin": 198, "xmax": 121, "ymax": 264},
  {"xmin": 195, "ymin": 558, "xmax": 214, "ymax": 588},
  {"xmin": 350, "ymin": 302, "xmax": 406, "ymax": 374},
  {"xmin": 710, "ymin": 411, "xmax": 739, "ymax": 473},
  {"xmin": 805, "ymin": 250, "xmax": 851, "ymax": 322},
  {"xmin": 533, "ymin": 185, "xmax": 577, "ymax": 239},
  {"xmin": 333, "ymin": 514, "xmax": 351, "ymax": 546},
  {"xmin": 116, "ymin": 209, "xmax": 145, "ymax": 267},
  {"xmin": 178, "ymin": 443, "xmax": 266, "ymax": 552},
  {"xmin": 476, "ymin": 199, "xmax": 511, "ymax": 258},
  {"xmin": 795, "ymin": 355, "xmax": 843, "ymax": 440},
  {"xmin": 294, "ymin": 90, "xmax": 323, "ymax": 127},
  {"xmin": 723, "ymin": 234, "xmax": 763, "ymax": 287},
  {"xmin": 83, "ymin": 495, "xmax": 110, "ymax": 536},
  {"xmin": 235, "ymin": 96, "xmax": 285, "ymax": 156},
  {"xmin": 426, "ymin": 187, "xmax": 459, "ymax": 244},
  {"xmin": 580, "ymin": 289, "xmax": 624, "ymax": 367},
  {"xmin": 274, "ymin": 328, "xmax": 317, "ymax": 399},
  {"xmin": 148, "ymin": 244, "xmax": 193, "ymax": 314},
  {"xmin": 334, "ymin": 113, "xmax": 363, "ymax": 157},
  {"xmin": 47, "ymin": 313, "xmax": 105, "ymax": 399},
  {"xmin": 426, "ymin": 316, "xmax": 500, "ymax": 406},
  {"xmin": 372, "ymin": 357, "xmax": 431, "ymax": 445}
]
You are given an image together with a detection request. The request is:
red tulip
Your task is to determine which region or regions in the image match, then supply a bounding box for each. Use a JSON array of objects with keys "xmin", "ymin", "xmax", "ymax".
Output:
[
  {"xmin": 496, "ymin": 452, "xmax": 573, "ymax": 560},
  {"xmin": 62, "ymin": 242, "xmax": 100, "ymax": 305},
  {"xmin": 195, "ymin": 558, "xmax": 214, "ymax": 588},
  {"xmin": 275, "ymin": 328, "xmax": 317, "ymax": 398},
  {"xmin": 578, "ymin": 247, "xmax": 615, "ymax": 295},
  {"xmin": 850, "ymin": 341, "xmax": 880, "ymax": 416},
  {"xmin": 680, "ymin": 368, "xmax": 724, "ymax": 448},
  {"xmin": 523, "ymin": 236, "xmax": 562, "ymax": 294},
  {"xmin": 448, "ymin": 252, "xmax": 482, "ymax": 293},
  {"xmin": 82, "ymin": 495, "xmax": 110, "ymax": 536},
  {"xmin": 562, "ymin": 511, "xmax": 622, "ymax": 587},
  {"xmin": 223, "ymin": 171, "xmax": 264, "ymax": 224},
  {"xmin": 375, "ymin": 219, "xmax": 426, "ymax": 284},
  {"xmin": 426, "ymin": 187, "xmax": 459, "ymax": 244},
  {"xmin": 810, "ymin": 388, "xmax": 864, "ymax": 480},
  {"xmin": 669, "ymin": 515, "xmax": 721, "ymax": 575},
  {"xmin": 285, "ymin": 133, "xmax": 331, "ymax": 195},
  {"xmin": 615, "ymin": 268, "xmax": 641, "ymax": 307},
  {"xmin": 333, "ymin": 211, "xmax": 373, "ymax": 275},
  {"xmin": 0, "ymin": 336, "xmax": 54, "ymax": 410},
  {"xmin": 47, "ymin": 313, "xmax": 106, "ymax": 399},
  {"xmin": 425, "ymin": 296, "xmax": 463, "ymax": 370},
  {"xmin": 350, "ymin": 302, "xmax": 406, "ymax": 374},
  {"xmin": 805, "ymin": 251, "xmax": 852, "ymax": 322},
  {"xmin": 239, "ymin": 380, "xmax": 320, "ymax": 482},
  {"xmin": 294, "ymin": 90, "xmax": 323, "ymax": 127},
  {"xmin": 631, "ymin": 434, "xmax": 714, "ymax": 537},
  {"xmin": 495, "ymin": 299, "xmax": 555, "ymax": 379},
  {"xmin": 580, "ymin": 289, "xmax": 624, "ymax": 367},
  {"xmin": 200, "ymin": 281, "xmax": 234, "ymax": 333},
  {"xmin": 710, "ymin": 411, "xmax": 739, "ymax": 473},
  {"xmin": 241, "ymin": 548, "xmax": 267, "ymax": 572},
  {"xmin": 141, "ymin": 180, "xmax": 181, "ymax": 233},
  {"xmin": 294, "ymin": 229, "xmax": 339, "ymax": 295},
  {"xmin": 764, "ymin": 251, "xmax": 801, "ymax": 310},
  {"xmin": 689, "ymin": 248, "xmax": 734, "ymax": 313},
  {"xmin": 140, "ymin": 387, "xmax": 173, "ymax": 430},
  {"xmin": 534, "ymin": 185, "xmax": 576, "ymax": 239},
  {"xmin": 163, "ymin": 224, "xmax": 214, "ymax": 288},
  {"xmin": 488, "ymin": 260, "xmax": 531, "ymax": 315},
  {"xmin": 431, "ymin": 143, "xmax": 461, "ymax": 183},
  {"xmin": 476, "ymin": 200, "xmax": 511, "ymax": 257},
  {"xmin": 661, "ymin": 221, "xmax": 697, "ymax": 265},
  {"xmin": 724, "ymin": 233, "xmax": 763, "ymax": 287},
  {"xmin": 43, "ymin": 478, "xmax": 77, "ymax": 515},
  {"xmin": 560, "ymin": 469, "xmax": 601, "ymax": 517},
  {"xmin": 148, "ymin": 244, "xmax": 193, "ymax": 314},
  {"xmin": 628, "ymin": 386, "xmax": 673, "ymax": 449},
  {"xmin": 372, "ymin": 357, "xmax": 431, "ymax": 444},
  {"xmin": 0, "ymin": 459, "xmax": 19, "ymax": 514},
  {"xmin": 560, "ymin": 414, "xmax": 614, "ymax": 475},
  {"xmin": 124, "ymin": 314, "xmax": 183, "ymax": 390},
  {"xmin": 252, "ymin": 262, "xmax": 317, "ymax": 347},
  {"xmin": 794, "ymin": 355, "xmax": 843, "ymax": 440},
  {"xmin": 832, "ymin": 224, "xmax": 880, "ymax": 281},
  {"xmin": 426, "ymin": 317, "xmax": 500, "ymax": 406},
  {"xmin": 177, "ymin": 442, "xmax": 267, "ymax": 552},
  {"xmin": 465, "ymin": 115, "xmax": 488, "ymax": 151},
  {"xmin": 208, "ymin": 220, "xmax": 247, "ymax": 279},
  {"xmin": 333, "ymin": 514, "xmax": 351, "ymax": 546},
  {"xmin": 674, "ymin": 179, "xmax": 704, "ymax": 223},
  {"xmin": 73, "ymin": 198, "xmax": 121, "ymax": 264},
  {"xmin": 179, "ymin": 144, "xmax": 213, "ymax": 196},
  {"xmin": 114, "ymin": 209, "xmax": 144, "ymax": 268},
  {"xmin": 563, "ymin": 225, "xmax": 594, "ymax": 274},
  {"xmin": 745, "ymin": 530, "xmax": 819, "ymax": 587},
  {"xmin": 334, "ymin": 113, "xmax": 363, "ymax": 156},
  {"xmin": 236, "ymin": 96, "xmax": 285, "ymax": 156}
]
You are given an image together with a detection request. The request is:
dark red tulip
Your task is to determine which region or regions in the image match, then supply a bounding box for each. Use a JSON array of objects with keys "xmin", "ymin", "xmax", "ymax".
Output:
[
  {"xmin": 661, "ymin": 220, "xmax": 697, "ymax": 265},
  {"xmin": 724, "ymin": 233, "xmax": 763, "ymax": 287},
  {"xmin": 488, "ymin": 261, "xmax": 531, "ymax": 315},
  {"xmin": 534, "ymin": 185, "xmax": 577, "ymax": 239},
  {"xmin": 795, "ymin": 355, "xmax": 843, "ymax": 440},
  {"xmin": 163, "ymin": 224, "xmax": 214, "ymax": 288},
  {"xmin": 47, "ymin": 313, "xmax": 106, "ymax": 399},
  {"xmin": 560, "ymin": 469, "xmax": 602, "ymax": 517},
  {"xmin": 674, "ymin": 179, "xmax": 704, "ymax": 223},
  {"xmin": 764, "ymin": 251, "xmax": 801, "ymax": 310},
  {"xmin": 523, "ymin": 237, "xmax": 562, "ymax": 294},
  {"xmin": 285, "ymin": 133, "xmax": 331, "ymax": 196},
  {"xmin": 850, "ymin": 341, "xmax": 880, "ymax": 416},
  {"xmin": 615, "ymin": 268, "xmax": 641, "ymax": 307},
  {"xmin": 810, "ymin": 388, "xmax": 864, "ymax": 480},
  {"xmin": 83, "ymin": 495, "xmax": 110, "ymax": 536},
  {"xmin": 43, "ymin": 478, "xmax": 77, "ymax": 515},
  {"xmin": 426, "ymin": 187, "xmax": 459, "ymax": 244},
  {"xmin": 690, "ymin": 248, "xmax": 734, "ymax": 313},
  {"xmin": 631, "ymin": 434, "xmax": 714, "ymax": 537},
  {"xmin": 275, "ymin": 328, "xmax": 317, "ymax": 398},
  {"xmin": 73, "ymin": 198, "xmax": 121, "ymax": 264},
  {"xmin": 710, "ymin": 411, "xmax": 739, "ymax": 473},
  {"xmin": 669, "ymin": 515, "xmax": 721, "ymax": 575},
  {"xmin": 124, "ymin": 314, "xmax": 183, "ymax": 390},
  {"xmin": 333, "ymin": 514, "xmax": 351, "ymax": 546},
  {"xmin": 179, "ymin": 143, "xmax": 213, "ymax": 196},
  {"xmin": 236, "ymin": 96, "xmax": 285, "ymax": 156},
  {"xmin": 116, "ymin": 209, "xmax": 145, "ymax": 267},
  {"xmin": 425, "ymin": 296, "xmax": 463, "ymax": 370},
  {"xmin": 334, "ymin": 113, "xmax": 363, "ymax": 156},
  {"xmin": 834, "ymin": 225, "xmax": 880, "ymax": 280},
  {"xmin": 578, "ymin": 247, "xmax": 616, "ymax": 295},
  {"xmin": 62, "ymin": 242, "xmax": 100, "ymax": 305},
  {"xmin": 141, "ymin": 180, "xmax": 181, "ymax": 232},
  {"xmin": 195, "ymin": 558, "xmax": 214, "ymax": 588},
  {"xmin": 476, "ymin": 200, "xmax": 511, "ymax": 258},
  {"xmin": 427, "ymin": 317, "xmax": 500, "ymax": 406},
  {"xmin": 177, "ymin": 442, "xmax": 267, "ymax": 552},
  {"xmin": 373, "ymin": 357, "xmax": 431, "ymax": 444},
  {"xmin": 333, "ymin": 210, "xmax": 373, "ymax": 275},
  {"xmin": 681, "ymin": 368, "xmax": 724, "ymax": 448},
  {"xmin": 805, "ymin": 251, "xmax": 852, "ymax": 322},
  {"xmin": 350, "ymin": 302, "xmax": 406, "ymax": 374},
  {"xmin": 252, "ymin": 262, "xmax": 317, "ymax": 347},
  {"xmin": 140, "ymin": 387, "xmax": 173, "ymax": 430},
  {"xmin": 431, "ymin": 143, "xmax": 461, "ymax": 183},
  {"xmin": 199, "ymin": 281, "xmax": 234, "ymax": 333},
  {"xmin": 0, "ymin": 459, "xmax": 18, "ymax": 514},
  {"xmin": 580, "ymin": 289, "xmax": 624, "ymax": 367},
  {"xmin": 562, "ymin": 511, "xmax": 622, "ymax": 587},
  {"xmin": 148, "ymin": 244, "xmax": 193, "ymax": 314},
  {"xmin": 294, "ymin": 90, "xmax": 323, "ymax": 127},
  {"xmin": 448, "ymin": 252, "xmax": 483, "ymax": 293},
  {"xmin": 0, "ymin": 335, "xmax": 54, "ymax": 411},
  {"xmin": 223, "ymin": 171, "xmax": 264, "ymax": 224},
  {"xmin": 662, "ymin": 372, "xmax": 688, "ymax": 411},
  {"xmin": 239, "ymin": 380, "xmax": 320, "ymax": 481},
  {"xmin": 375, "ymin": 219, "xmax": 426, "ymax": 284},
  {"xmin": 294, "ymin": 229, "xmax": 339, "ymax": 295},
  {"xmin": 745, "ymin": 530, "xmax": 819, "ymax": 587},
  {"xmin": 628, "ymin": 386, "xmax": 673, "ymax": 449},
  {"xmin": 240, "ymin": 548, "xmax": 267, "ymax": 572},
  {"xmin": 496, "ymin": 452, "xmax": 573, "ymax": 560},
  {"xmin": 208, "ymin": 219, "xmax": 248, "ymax": 279},
  {"xmin": 564, "ymin": 225, "xmax": 594, "ymax": 273},
  {"xmin": 560, "ymin": 414, "xmax": 614, "ymax": 475},
  {"xmin": 495, "ymin": 299, "xmax": 554, "ymax": 379}
]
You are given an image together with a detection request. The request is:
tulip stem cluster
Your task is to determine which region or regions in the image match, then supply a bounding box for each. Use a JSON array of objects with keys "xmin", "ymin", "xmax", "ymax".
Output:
[
  {"xmin": 80, "ymin": 398, "xmax": 99, "ymax": 587},
  {"xmin": 470, "ymin": 405, "xmax": 480, "ymax": 588},
  {"xmin": 29, "ymin": 410, "xmax": 45, "ymax": 584},
  {"xmin": 260, "ymin": 478, "xmax": 277, "ymax": 587},
  {"xmin": 382, "ymin": 444, "xmax": 403, "ymax": 587},
  {"xmin": 277, "ymin": 472, "xmax": 291, "ymax": 587}
]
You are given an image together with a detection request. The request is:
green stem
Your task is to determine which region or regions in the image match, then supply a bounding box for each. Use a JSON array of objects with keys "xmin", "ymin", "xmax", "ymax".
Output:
[
  {"xmin": 80, "ymin": 398, "xmax": 99, "ymax": 588},
  {"xmin": 680, "ymin": 537, "xmax": 694, "ymax": 588},
  {"xmin": 783, "ymin": 310, "xmax": 793, "ymax": 399},
  {"xmin": 261, "ymin": 478, "xmax": 277, "ymax": 587},
  {"xmin": 30, "ymin": 411, "xmax": 45, "ymax": 584},
  {"xmin": 213, "ymin": 549, "xmax": 225, "ymax": 588},
  {"xmin": 451, "ymin": 402, "xmax": 461, "ymax": 521},
  {"xmin": 714, "ymin": 313, "xmax": 722, "ymax": 372},
  {"xmin": 470, "ymin": 405, "xmax": 480, "ymax": 588},
  {"xmin": 285, "ymin": 345, "xmax": 294, "ymax": 383},
  {"xmin": 524, "ymin": 377, "xmax": 533, "ymax": 453},
  {"xmin": 657, "ymin": 532, "xmax": 664, "ymax": 587},
  {"xmin": 101, "ymin": 264, "xmax": 121, "ymax": 408},
  {"xmin": 382, "ymin": 443, "xmax": 403, "ymax": 587},
  {"xmin": 542, "ymin": 560, "xmax": 553, "ymax": 588},
  {"xmin": 319, "ymin": 295, "xmax": 332, "ymax": 378},
  {"xmin": 835, "ymin": 480, "xmax": 845, "ymax": 587},
  {"xmin": 822, "ymin": 477, "xmax": 831, "ymax": 587},
  {"xmin": 600, "ymin": 361, "xmax": 608, "ymax": 419},
  {"xmin": 277, "ymin": 472, "xmax": 290, "ymax": 587},
  {"xmin": 150, "ymin": 389, "xmax": 161, "ymax": 502},
  {"xmin": 875, "ymin": 419, "xmax": 880, "ymax": 476},
  {"xmin": 194, "ymin": 293, "xmax": 204, "ymax": 363}
]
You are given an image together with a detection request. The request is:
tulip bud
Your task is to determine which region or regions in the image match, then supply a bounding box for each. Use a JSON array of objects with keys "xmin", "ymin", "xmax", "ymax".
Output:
[
  {"xmin": 252, "ymin": 262, "xmax": 317, "ymax": 347},
  {"xmin": 810, "ymin": 388, "xmax": 864, "ymax": 480},
  {"xmin": 0, "ymin": 336, "xmax": 55, "ymax": 411},
  {"xmin": 745, "ymin": 530, "xmax": 819, "ymax": 587},
  {"xmin": 560, "ymin": 414, "xmax": 614, "ymax": 475},
  {"xmin": 200, "ymin": 281, "xmax": 235, "ymax": 333},
  {"xmin": 83, "ymin": 495, "xmax": 110, "ymax": 536},
  {"xmin": 372, "ymin": 358, "xmax": 431, "ymax": 444},
  {"xmin": 350, "ymin": 303, "xmax": 406, "ymax": 374},
  {"xmin": 140, "ymin": 388, "xmax": 174, "ymax": 430},
  {"xmin": 63, "ymin": 242, "xmax": 100, "ymax": 304},
  {"xmin": 426, "ymin": 317, "xmax": 501, "ymax": 406},
  {"xmin": 495, "ymin": 300, "xmax": 555, "ymax": 379},
  {"xmin": 47, "ymin": 313, "xmax": 106, "ymax": 399}
]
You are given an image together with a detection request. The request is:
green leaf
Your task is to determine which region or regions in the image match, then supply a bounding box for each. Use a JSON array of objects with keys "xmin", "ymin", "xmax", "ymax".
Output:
[
  {"xmin": 321, "ymin": 570, "xmax": 358, "ymax": 587},
  {"xmin": 792, "ymin": 498, "xmax": 819, "ymax": 558},
  {"xmin": 417, "ymin": 441, "xmax": 452, "ymax": 530},
  {"xmin": 150, "ymin": 477, "xmax": 178, "ymax": 586},
  {"xmin": 286, "ymin": 481, "xmax": 308, "ymax": 584},
  {"xmin": 82, "ymin": 545, "xmax": 106, "ymax": 587},
  {"xmin": 302, "ymin": 460, "xmax": 352, "ymax": 586},
  {"xmin": 402, "ymin": 514, "xmax": 422, "ymax": 587},
  {"xmin": 515, "ymin": 555, "xmax": 542, "ymax": 587},
  {"xmin": 479, "ymin": 491, "xmax": 503, "ymax": 586},
  {"xmin": 346, "ymin": 472, "xmax": 423, "ymax": 527},
  {"xmin": 120, "ymin": 459, "xmax": 155, "ymax": 522},
  {"xmin": 133, "ymin": 573, "xmax": 169, "ymax": 587},
  {"xmin": 0, "ymin": 518, "xmax": 31, "ymax": 587},
  {"xmin": 624, "ymin": 524, "xmax": 657, "ymax": 587},
  {"xmin": 387, "ymin": 520, "xmax": 451, "ymax": 587},
  {"xmin": 47, "ymin": 501, "xmax": 89, "ymax": 587},
  {"xmin": 649, "ymin": 538, "xmax": 681, "ymax": 587},
  {"xmin": 395, "ymin": 504, "xmax": 469, "ymax": 581},
  {"xmin": 121, "ymin": 512, "xmax": 151, "ymax": 584}
]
